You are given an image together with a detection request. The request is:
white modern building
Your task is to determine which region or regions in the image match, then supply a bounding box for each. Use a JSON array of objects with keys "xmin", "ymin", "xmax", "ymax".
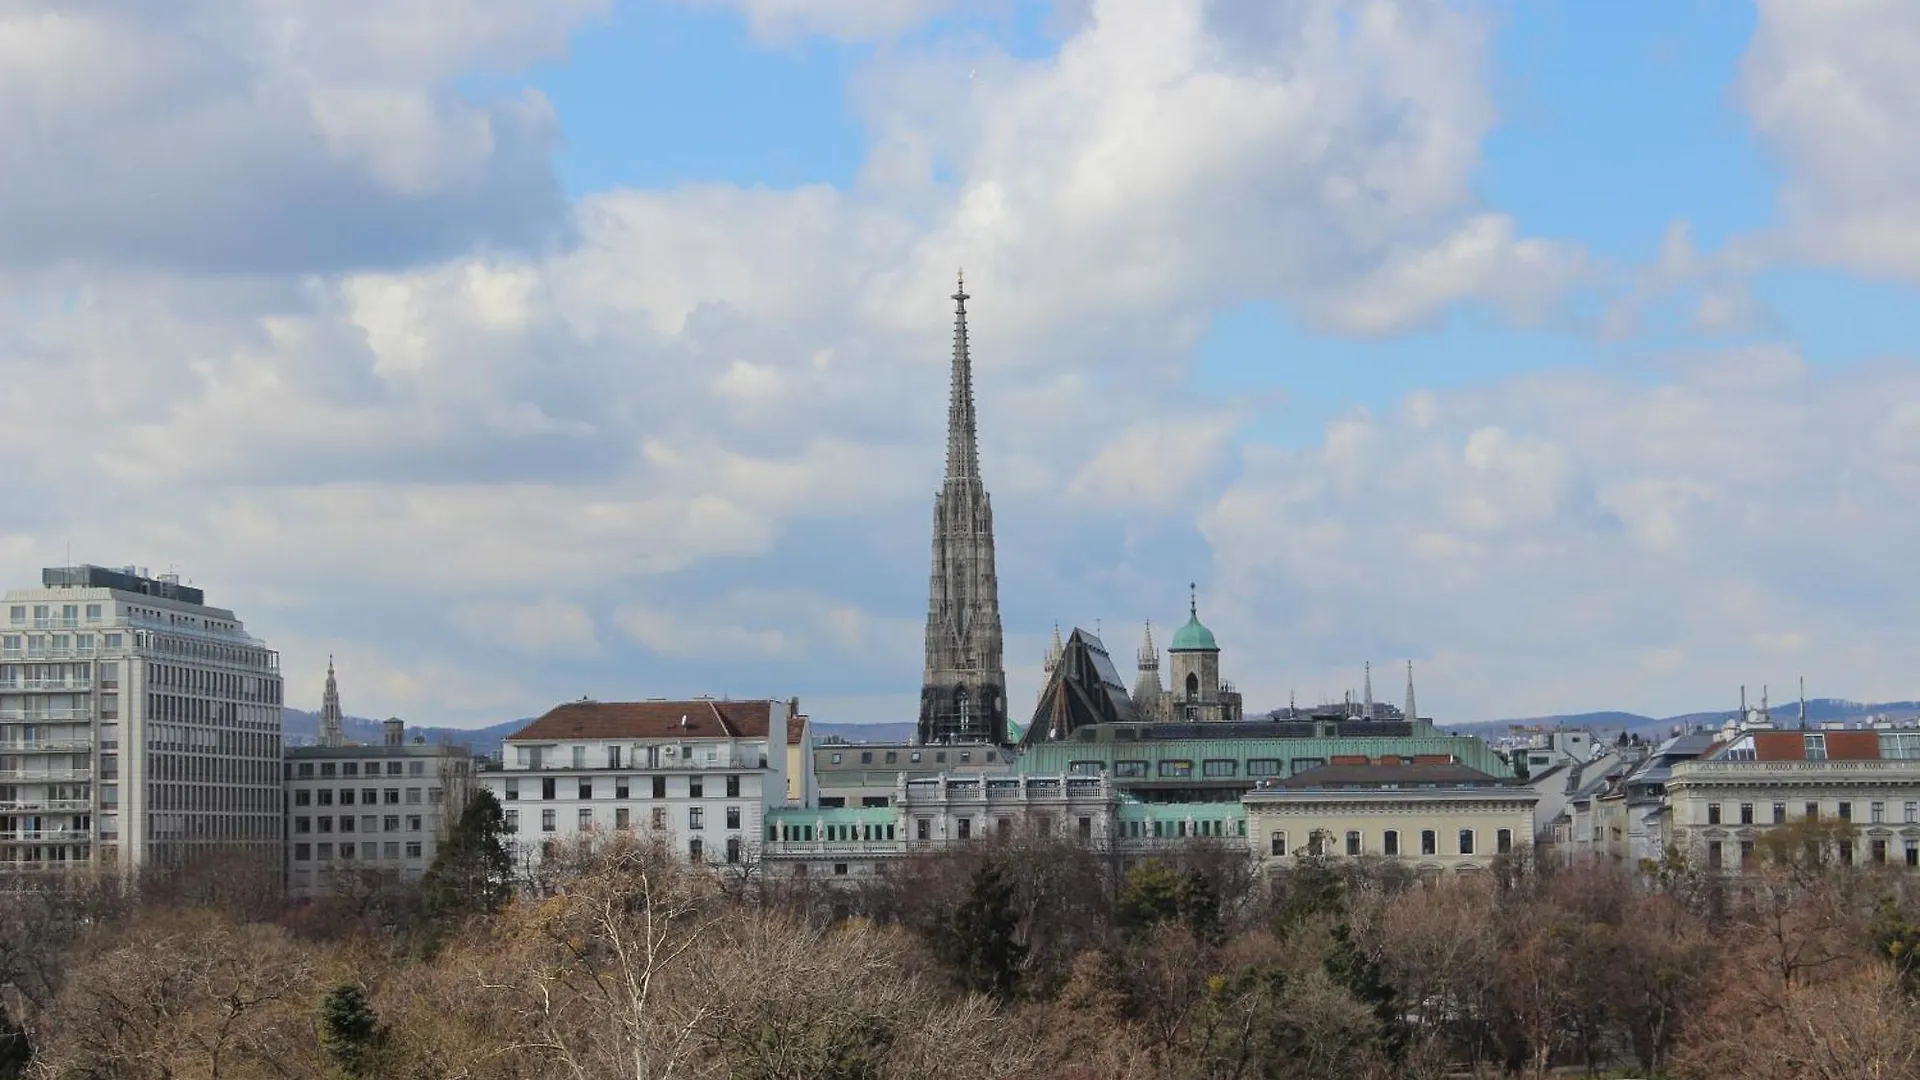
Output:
[
  {"xmin": 1, "ymin": 565, "xmax": 283, "ymax": 872},
  {"xmin": 483, "ymin": 697, "xmax": 803, "ymax": 875},
  {"xmin": 285, "ymin": 713, "xmax": 473, "ymax": 898}
]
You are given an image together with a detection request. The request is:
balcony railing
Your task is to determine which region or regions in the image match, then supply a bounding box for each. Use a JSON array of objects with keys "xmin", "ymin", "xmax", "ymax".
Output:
[
  {"xmin": 0, "ymin": 830, "xmax": 89, "ymax": 844},
  {"xmin": 29, "ymin": 617, "xmax": 80, "ymax": 630},
  {"xmin": 0, "ymin": 768, "xmax": 92, "ymax": 782},
  {"xmin": 1672, "ymin": 760, "xmax": 1920, "ymax": 779},
  {"xmin": 0, "ymin": 708, "xmax": 93, "ymax": 722},
  {"xmin": 0, "ymin": 739, "xmax": 95, "ymax": 753},
  {"xmin": 0, "ymin": 799, "xmax": 92, "ymax": 813},
  {"xmin": 0, "ymin": 679, "xmax": 93, "ymax": 692}
]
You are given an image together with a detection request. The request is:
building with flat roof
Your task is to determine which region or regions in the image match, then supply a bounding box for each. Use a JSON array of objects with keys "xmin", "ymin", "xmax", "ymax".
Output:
[{"xmin": 2, "ymin": 565, "xmax": 282, "ymax": 873}]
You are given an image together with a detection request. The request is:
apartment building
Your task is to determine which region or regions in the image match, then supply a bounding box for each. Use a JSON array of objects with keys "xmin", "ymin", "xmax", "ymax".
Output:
[
  {"xmin": 1243, "ymin": 762, "xmax": 1538, "ymax": 874},
  {"xmin": 483, "ymin": 697, "xmax": 803, "ymax": 873},
  {"xmin": 284, "ymin": 718, "xmax": 473, "ymax": 898},
  {"xmin": 1, "ymin": 565, "xmax": 283, "ymax": 872}
]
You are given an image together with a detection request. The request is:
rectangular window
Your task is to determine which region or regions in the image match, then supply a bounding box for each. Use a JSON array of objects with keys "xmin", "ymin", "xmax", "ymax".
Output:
[
  {"xmin": 409, "ymin": 761, "xmax": 424, "ymax": 777},
  {"xmin": 1113, "ymin": 760, "xmax": 1148, "ymax": 778},
  {"xmin": 317, "ymin": 843, "xmax": 333, "ymax": 860},
  {"xmin": 1707, "ymin": 803, "xmax": 1721, "ymax": 825},
  {"xmin": 727, "ymin": 837, "xmax": 742, "ymax": 864},
  {"xmin": 317, "ymin": 818, "xmax": 333, "ymax": 833},
  {"xmin": 689, "ymin": 777, "xmax": 704, "ymax": 797},
  {"xmin": 407, "ymin": 815, "xmax": 422, "ymax": 832},
  {"xmin": 726, "ymin": 806, "xmax": 741, "ymax": 829},
  {"xmin": 340, "ymin": 789, "xmax": 356, "ymax": 806},
  {"xmin": 406, "ymin": 842, "xmax": 422, "ymax": 859},
  {"xmin": 689, "ymin": 807, "xmax": 705, "ymax": 830},
  {"xmin": 1806, "ymin": 802, "xmax": 1820, "ymax": 821},
  {"xmin": 504, "ymin": 810, "xmax": 519, "ymax": 833},
  {"xmin": 362, "ymin": 789, "xmax": 377, "ymax": 805},
  {"xmin": 1421, "ymin": 830, "xmax": 1437, "ymax": 856},
  {"xmin": 1839, "ymin": 840, "xmax": 1855, "ymax": 864},
  {"xmin": 1290, "ymin": 758, "xmax": 1326, "ymax": 775},
  {"xmin": 578, "ymin": 779, "xmax": 593, "ymax": 800},
  {"xmin": 616, "ymin": 807, "xmax": 630, "ymax": 829},
  {"xmin": 1079, "ymin": 816, "xmax": 1093, "ymax": 841},
  {"xmin": 1740, "ymin": 840, "xmax": 1754, "ymax": 864},
  {"xmin": 85, "ymin": 603, "xmax": 101, "ymax": 621},
  {"xmin": 340, "ymin": 816, "xmax": 355, "ymax": 833},
  {"xmin": 616, "ymin": 776, "xmax": 630, "ymax": 799},
  {"xmin": 1202, "ymin": 759, "xmax": 1237, "ymax": 778},
  {"xmin": 578, "ymin": 808, "xmax": 593, "ymax": 830},
  {"xmin": 1908, "ymin": 802, "xmax": 1919, "ymax": 825},
  {"xmin": 541, "ymin": 809, "xmax": 555, "ymax": 832},
  {"xmin": 1270, "ymin": 832, "xmax": 1287, "ymax": 856},
  {"xmin": 342, "ymin": 763, "xmax": 359, "ymax": 778},
  {"xmin": 1345, "ymin": 830, "xmax": 1362, "ymax": 856},
  {"xmin": 917, "ymin": 819, "xmax": 931, "ymax": 841},
  {"xmin": 688, "ymin": 838, "xmax": 703, "ymax": 863},
  {"xmin": 405, "ymin": 788, "xmax": 422, "ymax": 805},
  {"xmin": 1839, "ymin": 801, "xmax": 1852, "ymax": 821},
  {"xmin": 384, "ymin": 842, "xmax": 400, "ymax": 859},
  {"xmin": 1873, "ymin": 839, "xmax": 1888, "ymax": 864},
  {"xmin": 1458, "ymin": 829, "xmax": 1475, "ymax": 856},
  {"xmin": 572, "ymin": 746, "xmax": 586, "ymax": 769},
  {"xmin": 652, "ymin": 807, "xmax": 667, "ymax": 829},
  {"xmin": 1740, "ymin": 802, "xmax": 1754, "ymax": 825},
  {"xmin": 885, "ymin": 751, "xmax": 898, "ymax": 764},
  {"xmin": 607, "ymin": 746, "xmax": 622, "ymax": 769},
  {"xmin": 1497, "ymin": 829, "xmax": 1513, "ymax": 855},
  {"xmin": 1909, "ymin": 843, "xmax": 1919, "ymax": 868},
  {"xmin": 1246, "ymin": 758, "xmax": 1283, "ymax": 777},
  {"xmin": 386, "ymin": 761, "xmax": 403, "ymax": 777},
  {"xmin": 1707, "ymin": 841, "xmax": 1723, "ymax": 869},
  {"xmin": 317, "ymin": 790, "xmax": 334, "ymax": 807},
  {"xmin": 1773, "ymin": 802, "xmax": 1787, "ymax": 824},
  {"xmin": 1157, "ymin": 759, "xmax": 1193, "ymax": 778},
  {"xmin": 652, "ymin": 775, "xmax": 667, "ymax": 798},
  {"xmin": 860, "ymin": 751, "xmax": 872, "ymax": 764},
  {"xmin": 1804, "ymin": 733, "xmax": 1827, "ymax": 760},
  {"xmin": 1873, "ymin": 802, "xmax": 1885, "ymax": 824},
  {"xmin": 294, "ymin": 843, "xmax": 311, "ymax": 861},
  {"xmin": 294, "ymin": 790, "xmax": 310, "ymax": 807},
  {"xmin": 958, "ymin": 818, "xmax": 972, "ymax": 840},
  {"xmin": 294, "ymin": 816, "xmax": 311, "ymax": 834},
  {"xmin": 505, "ymin": 778, "xmax": 519, "ymax": 801},
  {"xmin": 1383, "ymin": 830, "xmax": 1399, "ymax": 856},
  {"xmin": 726, "ymin": 775, "xmax": 740, "ymax": 798}
]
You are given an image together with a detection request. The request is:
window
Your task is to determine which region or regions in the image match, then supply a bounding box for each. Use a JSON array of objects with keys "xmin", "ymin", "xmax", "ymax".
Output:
[
  {"xmin": 294, "ymin": 790, "xmax": 310, "ymax": 806},
  {"xmin": 578, "ymin": 808, "xmax": 593, "ymax": 830},
  {"xmin": 1806, "ymin": 802, "xmax": 1819, "ymax": 821},
  {"xmin": 726, "ymin": 806, "xmax": 741, "ymax": 829},
  {"xmin": 321, "ymin": 763, "xmax": 337, "ymax": 778},
  {"xmin": 1873, "ymin": 802, "xmax": 1886, "ymax": 824},
  {"xmin": 1290, "ymin": 758, "xmax": 1326, "ymax": 775},
  {"xmin": 1740, "ymin": 802, "xmax": 1754, "ymax": 825},
  {"xmin": 936, "ymin": 752, "xmax": 947, "ymax": 764},
  {"xmin": 885, "ymin": 751, "xmax": 898, "ymax": 764},
  {"xmin": 1383, "ymin": 830, "xmax": 1399, "ymax": 856},
  {"xmin": 860, "ymin": 751, "xmax": 872, "ymax": 764},
  {"xmin": 1839, "ymin": 801, "xmax": 1853, "ymax": 821},
  {"xmin": 578, "ymin": 779, "xmax": 593, "ymax": 800},
  {"xmin": 909, "ymin": 751, "xmax": 922, "ymax": 763},
  {"xmin": 541, "ymin": 809, "xmax": 556, "ymax": 832},
  {"xmin": 409, "ymin": 760, "xmax": 424, "ymax": 777},
  {"xmin": 1270, "ymin": 832, "xmax": 1287, "ymax": 857},
  {"xmin": 607, "ymin": 746, "xmax": 622, "ymax": 769},
  {"xmin": 727, "ymin": 838, "xmax": 742, "ymax": 864},
  {"xmin": 505, "ymin": 779, "xmax": 520, "ymax": 801},
  {"xmin": 317, "ymin": 843, "xmax": 334, "ymax": 860},
  {"xmin": 361, "ymin": 815, "xmax": 377, "ymax": 834},
  {"xmin": 294, "ymin": 817, "xmax": 312, "ymax": 834},
  {"xmin": 362, "ymin": 789, "xmax": 377, "ymax": 805},
  {"xmin": 505, "ymin": 810, "xmax": 519, "ymax": 833},
  {"xmin": 1804, "ymin": 733, "xmax": 1827, "ymax": 761},
  {"xmin": 317, "ymin": 790, "xmax": 334, "ymax": 807},
  {"xmin": 572, "ymin": 746, "xmax": 586, "ymax": 769},
  {"xmin": 1707, "ymin": 803, "xmax": 1721, "ymax": 825},
  {"xmin": 340, "ymin": 789, "xmax": 356, "ymax": 806},
  {"xmin": 85, "ymin": 603, "xmax": 101, "ymax": 621},
  {"xmin": 1740, "ymin": 840, "xmax": 1754, "ymax": 864},
  {"xmin": 384, "ymin": 842, "xmax": 401, "ymax": 859},
  {"xmin": 958, "ymin": 818, "xmax": 972, "ymax": 840},
  {"xmin": 1707, "ymin": 841, "xmax": 1723, "ymax": 869},
  {"xmin": 386, "ymin": 761, "xmax": 403, "ymax": 777},
  {"xmin": 339, "ymin": 816, "xmax": 355, "ymax": 833},
  {"xmin": 1873, "ymin": 839, "xmax": 1888, "ymax": 864},
  {"xmin": 689, "ymin": 807, "xmax": 705, "ymax": 830},
  {"xmin": 1773, "ymin": 802, "xmax": 1787, "ymax": 824},
  {"xmin": 1202, "ymin": 759, "xmax": 1237, "ymax": 778},
  {"xmin": 542, "ymin": 777, "xmax": 556, "ymax": 800},
  {"xmin": 406, "ymin": 815, "xmax": 422, "ymax": 832},
  {"xmin": 294, "ymin": 843, "xmax": 311, "ymax": 861},
  {"xmin": 616, "ymin": 808, "xmax": 630, "ymax": 829},
  {"xmin": 1079, "ymin": 816, "xmax": 1093, "ymax": 841},
  {"xmin": 726, "ymin": 775, "xmax": 740, "ymax": 798},
  {"xmin": 688, "ymin": 838, "xmax": 703, "ymax": 862},
  {"xmin": 1839, "ymin": 840, "xmax": 1855, "ymax": 864},
  {"xmin": 616, "ymin": 776, "xmax": 630, "ymax": 799},
  {"xmin": 406, "ymin": 842, "xmax": 422, "ymax": 859},
  {"xmin": 297, "ymin": 763, "xmax": 314, "ymax": 779},
  {"xmin": 1909, "ymin": 842, "xmax": 1919, "ymax": 869},
  {"xmin": 1158, "ymin": 759, "xmax": 1193, "ymax": 778},
  {"xmin": 1421, "ymin": 830, "xmax": 1437, "ymax": 856},
  {"xmin": 1345, "ymin": 830, "xmax": 1362, "ymax": 856},
  {"xmin": 1247, "ymin": 758, "xmax": 1283, "ymax": 777},
  {"xmin": 652, "ymin": 807, "xmax": 667, "ymax": 829},
  {"xmin": 1458, "ymin": 829, "xmax": 1475, "ymax": 855},
  {"xmin": 1114, "ymin": 760, "xmax": 1148, "ymax": 778},
  {"xmin": 405, "ymin": 788, "xmax": 422, "ymax": 805},
  {"xmin": 1497, "ymin": 828, "xmax": 1513, "ymax": 855},
  {"xmin": 1909, "ymin": 802, "xmax": 1920, "ymax": 825},
  {"xmin": 652, "ymin": 776, "xmax": 666, "ymax": 798}
]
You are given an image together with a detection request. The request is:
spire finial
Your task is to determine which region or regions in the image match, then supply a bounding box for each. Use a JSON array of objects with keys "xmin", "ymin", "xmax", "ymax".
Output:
[{"xmin": 1188, "ymin": 582, "xmax": 1197, "ymax": 619}]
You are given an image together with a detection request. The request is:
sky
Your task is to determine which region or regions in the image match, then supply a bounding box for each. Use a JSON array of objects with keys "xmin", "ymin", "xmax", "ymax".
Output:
[{"xmin": 2, "ymin": 0, "xmax": 1918, "ymax": 728}]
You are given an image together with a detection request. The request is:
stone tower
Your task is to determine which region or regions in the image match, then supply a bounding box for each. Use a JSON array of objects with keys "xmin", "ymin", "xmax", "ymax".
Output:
[
  {"xmin": 1134, "ymin": 621, "xmax": 1165, "ymax": 719},
  {"xmin": 320, "ymin": 655, "xmax": 345, "ymax": 747},
  {"xmin": 918, "ymin": 273, "xmax": 1008, "ymax": 746}
]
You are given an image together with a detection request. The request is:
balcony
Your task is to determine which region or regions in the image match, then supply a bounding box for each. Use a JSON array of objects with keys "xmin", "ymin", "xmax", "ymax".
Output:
[
  {"xmin": 0, "ymin": 799, "xmax": 91, "ymax": 813},
  {"xmin": 0, "ymin": 767, "xmax": 92, "ymax": 782},
  {"xmin": 29, "ymin": 617, "xmax": 80, "ymax": 630},
  {"xmin": 0, "ymin": 738, "xmax": 95, "ymax": 753},
  {"xmin": 0, "ymin": 829, "xmax": 89, "ymax": 844},
  {"xmin": 0, "ymin": 707, "xmax": 93, "ymax": 722},
  {"xmin": 0, "ymin": 679, "xmax": 93, "ymax": 692}
]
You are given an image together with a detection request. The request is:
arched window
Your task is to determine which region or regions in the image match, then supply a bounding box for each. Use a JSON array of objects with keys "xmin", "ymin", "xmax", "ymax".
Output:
[{"xmin": 1185, "ymin": 671, "xmax": 1200, "ymax": 700}]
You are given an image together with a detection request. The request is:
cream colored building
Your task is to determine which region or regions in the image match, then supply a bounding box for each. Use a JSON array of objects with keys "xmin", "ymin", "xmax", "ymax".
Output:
[
  {"xmin": 1243, "ymin": 764, "xmax": 1537, "ymax": 874},
  {"xmin": 1667, "ymin": 745, "xmax": 1920, "ymax": 872}
]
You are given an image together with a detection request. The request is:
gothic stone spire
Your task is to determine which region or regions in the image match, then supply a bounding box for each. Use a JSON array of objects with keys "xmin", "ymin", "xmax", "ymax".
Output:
[
  {"xmin": 1404, "ymin": 660, "xmax": 1417, "ymax": 725},
  {"xmin": 320, "ymin": 655, "xmax": 345, "ymax": 748},
  {"xmin": 919, "ymin": 272, "xmax": 1008, "ymax": 746}
]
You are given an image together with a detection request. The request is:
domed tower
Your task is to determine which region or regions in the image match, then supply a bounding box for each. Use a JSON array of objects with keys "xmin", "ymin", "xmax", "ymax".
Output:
[{"xmin": 1167, "ymin": 585, "xmax": 1221, "ymax": 722}]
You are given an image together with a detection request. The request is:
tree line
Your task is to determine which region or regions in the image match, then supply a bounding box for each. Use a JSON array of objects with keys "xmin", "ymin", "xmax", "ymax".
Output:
[{"xmin": 1, "ymin": 795, "xmax": 1918, "ymax": 1078}]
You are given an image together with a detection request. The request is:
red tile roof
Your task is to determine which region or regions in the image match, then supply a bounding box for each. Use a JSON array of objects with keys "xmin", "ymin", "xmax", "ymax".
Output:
[{"xmin": 507, "ymin": 699, "xmax": 804, "ymax": 745}]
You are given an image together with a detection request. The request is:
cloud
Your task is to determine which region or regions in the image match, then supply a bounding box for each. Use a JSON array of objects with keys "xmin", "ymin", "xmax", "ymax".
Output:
[
  {"xmin": 676, "ymin": 0, "xmax": 963, "ymax": 41},
  {"xmin": 0, "ymin": 0, "xmax": 603, "ymax": 272},
  {"xmin": 1742, "ymin": 0, "xmax": 1920, "ymax": 278}
]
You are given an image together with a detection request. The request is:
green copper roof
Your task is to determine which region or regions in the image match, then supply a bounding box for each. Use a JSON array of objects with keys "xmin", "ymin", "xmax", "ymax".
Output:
[{"xmin": 1168, "ymin": 603, "xmax": 1218, "ymax": 652}]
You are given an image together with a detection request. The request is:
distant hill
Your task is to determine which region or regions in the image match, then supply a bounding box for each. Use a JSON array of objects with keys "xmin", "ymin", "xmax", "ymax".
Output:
[
  {"xmin": 282, "ymin": 709, "xmax": 526, "ymax": 756},
  {"xmin": 814, "ymin": 722, "xmax": 917, "ymax": 744}
]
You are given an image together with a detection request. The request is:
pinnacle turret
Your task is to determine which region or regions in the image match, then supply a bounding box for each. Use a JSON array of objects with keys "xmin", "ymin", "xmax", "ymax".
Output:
[{"xmin": 319, "ymin": 655, "xmax": 345, "ymax": 748}]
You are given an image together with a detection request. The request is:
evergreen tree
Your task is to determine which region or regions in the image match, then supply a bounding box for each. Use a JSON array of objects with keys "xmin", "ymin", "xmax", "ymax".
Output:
[
  {"xmin": 934, "ymin": 860, "xmax": 1027, "ymax": 1001},
  {"xmin": 318, "ymin": 983, "xmax": 384, "ymax": 1077},
  {"xmin": 1324, "ymin": 922, "xmax": 1405, "ymax": 1058},
  {"xmin": 419, "ymin": 789, "xmax": 514, "ymax": 931},
  {"xmin": 0, "ymin": 1001, "xmax": 30, "ymax": 1080},
  {"xmin": 1272, "ymin": 849, "xmax": 1345, "ymax": 936},
  {"xmin": 1115, "ymin": 861, "xmax": 1186, "ymax": 935}
]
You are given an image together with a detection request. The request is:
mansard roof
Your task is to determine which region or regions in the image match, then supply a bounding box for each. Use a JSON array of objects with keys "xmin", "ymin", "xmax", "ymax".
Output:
[{"xmin": 507, "ymin": 699, "xmax": 802, "ymax": 745}]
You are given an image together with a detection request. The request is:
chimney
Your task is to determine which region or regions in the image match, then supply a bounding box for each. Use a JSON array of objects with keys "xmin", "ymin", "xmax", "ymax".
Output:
[{"xmin": 383, "ymin": 719, "xmax": 404, "ymax": 747}]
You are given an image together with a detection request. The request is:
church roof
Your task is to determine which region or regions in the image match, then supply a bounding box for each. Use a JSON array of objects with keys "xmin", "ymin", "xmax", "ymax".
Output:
[
  {"xmin": 507, "ymin": 699, "xmax": 804, "ymax": 745},
  {"xmin": 1169, "ymin": 611, "xmax": 1218, "ymax": 652}
]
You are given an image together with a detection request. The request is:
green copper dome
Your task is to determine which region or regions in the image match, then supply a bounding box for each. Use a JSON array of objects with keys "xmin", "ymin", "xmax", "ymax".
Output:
[{"xmin": 1168, "ymin": 590, "xmax": 1218, "ymax": 652}]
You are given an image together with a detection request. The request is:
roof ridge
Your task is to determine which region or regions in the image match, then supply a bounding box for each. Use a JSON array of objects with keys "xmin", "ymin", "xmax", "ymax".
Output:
[{"xmin": 709, "ymin": 698, "xmax": 737, "ymax": 738}]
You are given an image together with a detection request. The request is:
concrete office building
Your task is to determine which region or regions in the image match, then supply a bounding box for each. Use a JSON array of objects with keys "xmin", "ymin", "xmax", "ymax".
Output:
[{"xmin": 1, "ymin": 565, "xmax": 283, "ymax": 872}]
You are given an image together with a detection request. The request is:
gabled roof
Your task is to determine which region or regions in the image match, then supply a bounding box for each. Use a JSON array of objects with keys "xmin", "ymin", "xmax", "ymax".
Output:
[{"xmin": 507, "ymin": 699, "xmax": 795, "ymax": 744}]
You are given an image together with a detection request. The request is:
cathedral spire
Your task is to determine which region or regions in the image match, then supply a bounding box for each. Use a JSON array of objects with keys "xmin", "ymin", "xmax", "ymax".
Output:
[
  {"xmin": 946, "ymin": 271, "xmax": 980, "ymax": 484},
  {"xmin": 320, "ymin": 655, "xmax": 345, "ymax": 748},
  {"xmin": 1403, "ymin": 660, "xmax": 1417, "ymax": 724},
  {"xmin": 1363, "ymin": 661, "xmax": 1374, "ymax": 720}
]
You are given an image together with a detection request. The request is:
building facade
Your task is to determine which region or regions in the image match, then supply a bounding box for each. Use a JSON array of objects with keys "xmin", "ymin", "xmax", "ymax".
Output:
[
  {"xmin": 484, "ymin": 698, "xmax": 801, "ymax": 874},
  {"xmin": 812, "ymin": 739, "xmax": 1013, "ymax": 808},
  {"xmin": 919, "ymin": 276, "xmax": 1009, "ymax": 747},
  {"xmin": 1, "ymin": 565, "xmax": 283, "ymax": 872},
  {"xmin": 1244, "ymin": 764, "xmax": 1537, "ymax": 874},
  {"xmin": 284, "ymin": 717, "xmax": 472, "ymax": 898}
]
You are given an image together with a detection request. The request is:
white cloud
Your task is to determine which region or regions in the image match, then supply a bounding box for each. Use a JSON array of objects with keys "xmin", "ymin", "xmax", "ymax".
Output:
[
  {"xmin": 1742, "ymin": 0, "xmax": 1920, "ymax": 278},
  {"xmin": 676, "ymin": 0, "xmax": 963, "ymax": 41},
  {"xmin": 452, "ymin": 598, "xmax": 602, "ymax": 656}
]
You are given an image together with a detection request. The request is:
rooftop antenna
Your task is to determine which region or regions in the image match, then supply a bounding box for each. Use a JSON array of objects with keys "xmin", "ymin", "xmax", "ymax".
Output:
[{"xmin": 1799, "ymin": 676, "xmax": 1807, "ymax": 729}]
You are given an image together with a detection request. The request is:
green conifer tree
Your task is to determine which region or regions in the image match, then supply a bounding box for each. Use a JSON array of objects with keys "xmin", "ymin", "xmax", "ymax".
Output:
[
  {"xmin": 418, "ymin": 788, "xmax": 513, "ymax": 937},
  {"xmin": 934, "ymin": 860, "xmax": 1027, "ymax": 1001},
  {"xmin": 318, "ymin": 983, "xmax": 385, "ymax": 1077}
]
